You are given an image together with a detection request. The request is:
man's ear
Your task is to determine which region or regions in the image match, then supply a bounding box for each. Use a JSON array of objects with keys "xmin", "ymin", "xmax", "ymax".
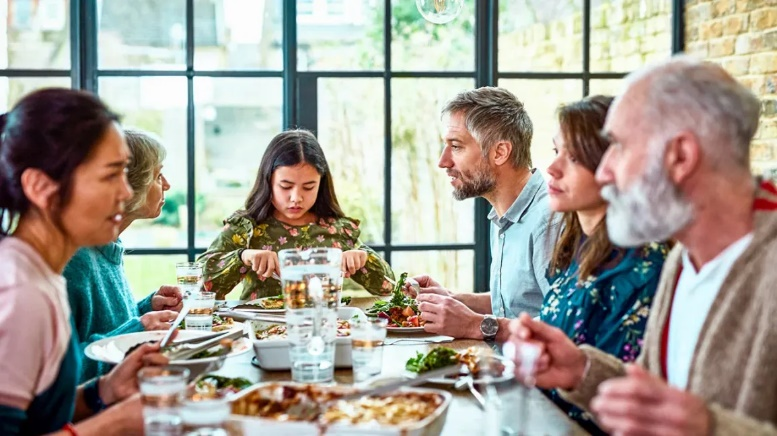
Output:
[
  {"xmin": 664, "ymin": 131, "xmax": 700, "ymax": 185},
  {"xmin": 20, "ymin": 168, "xmax": 60, "ymax": 212},
  {"xmin": 492, "ymin": 140, "xmax": 512, "ymax": 166}
]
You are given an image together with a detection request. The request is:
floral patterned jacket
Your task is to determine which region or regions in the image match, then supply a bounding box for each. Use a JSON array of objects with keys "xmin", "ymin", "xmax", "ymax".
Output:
[
  {"xmin": 540, "ymin": 241, "xmax": 669, "ymax": 435},
  {"xmin": 198, "ymin": 212, "xmax": 395, "ymax": 300}
]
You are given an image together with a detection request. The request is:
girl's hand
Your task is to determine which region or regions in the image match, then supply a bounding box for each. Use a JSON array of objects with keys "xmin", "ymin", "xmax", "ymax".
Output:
[
  {"xmin": 342, "ymin": 250, "xmax": 368, "ymax": 277},
  {"xmin": 241, "ymin": 249, "xmax": 280, "ymax": 278}
]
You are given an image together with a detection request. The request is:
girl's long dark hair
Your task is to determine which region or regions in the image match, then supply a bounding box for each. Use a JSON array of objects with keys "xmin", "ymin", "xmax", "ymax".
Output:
[
  {"xmin": 241, "ymin": 129, "xmax": 344, "ymax": 223},
  {"xmin": 548, "ymin": 95, "xmax": 619, "ymax": 282},
  {"xmin": 0, "ymin": 88, "xmax": 120, "ymax": 237}
]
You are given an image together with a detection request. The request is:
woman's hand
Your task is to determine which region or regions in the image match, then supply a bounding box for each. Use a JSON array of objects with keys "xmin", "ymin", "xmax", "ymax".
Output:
[
  {"xmin": 151, "ymin": 285, "xmax": 183, "ymax": 311},
  {"xmin": 140, "ymin": 310, "xmax": 178, "ymax": 331},
  {"xmin": 342, "ymin": 250, "xmax": 368, "ymax": 277},
  {"xmin": 99, "ymin": 343, "xmax": 170, "ymax": 405},
  {"xmin": 241, "ymin": 249, "xmax": 280, "ymax": 278}
]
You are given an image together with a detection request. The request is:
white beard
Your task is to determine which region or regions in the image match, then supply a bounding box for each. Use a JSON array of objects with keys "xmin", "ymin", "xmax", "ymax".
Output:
[{"xmin": 601, "ymin": 146, "xmax": 693, "ymax": 247}]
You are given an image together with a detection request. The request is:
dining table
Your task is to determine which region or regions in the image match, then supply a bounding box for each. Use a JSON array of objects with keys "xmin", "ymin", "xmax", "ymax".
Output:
[{"xmin": 212, "ymin": 297, "xmax": 586, "ymax": 435}]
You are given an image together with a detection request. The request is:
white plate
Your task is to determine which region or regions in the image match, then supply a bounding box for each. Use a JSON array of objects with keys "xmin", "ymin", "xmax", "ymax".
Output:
[
  {"xmin": 84, "ymin": 327, "xmax": 250, "ymax": 364},
  {"xmin": 386, "ymin": 326, "xmax": 426, "ymax": 333},
  {"xmin": 403, "ymin": 356, "xmax": 515, "ymax": 386}
]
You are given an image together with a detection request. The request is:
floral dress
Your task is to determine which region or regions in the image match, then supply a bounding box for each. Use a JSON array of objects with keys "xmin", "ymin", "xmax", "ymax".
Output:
[
  {"xmin": 198, "ymin": 213, "xmax": 395, "ymax": 300},
  {"xmin": 540, "ymin": 241, "xmax": 669, "ymax": 435}
]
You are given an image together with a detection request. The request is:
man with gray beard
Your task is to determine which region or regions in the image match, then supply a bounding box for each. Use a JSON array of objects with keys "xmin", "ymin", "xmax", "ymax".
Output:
[
  {"xmin": 408, "ymin": 87, "xmax": 554, "ymax": 342},
  {"xmin": 505, "ymin": 56, "xmax": 777, "ymax": 435}
]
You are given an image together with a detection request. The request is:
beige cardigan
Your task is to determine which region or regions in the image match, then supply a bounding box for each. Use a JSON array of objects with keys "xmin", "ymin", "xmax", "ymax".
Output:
[{"xmin": 561, "ymin": 181, "xmax": 777, "ymax": 435}]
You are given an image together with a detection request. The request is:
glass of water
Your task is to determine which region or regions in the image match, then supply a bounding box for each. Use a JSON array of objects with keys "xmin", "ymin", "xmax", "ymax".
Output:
[
  {"xmin": 139, "ymin": 366, "xmax": 190, "ymax": 436},
  {"xmin": 185, "ymin": 291, "xmax": 215, "ymax": 331},
  {"xmin": 279, "ymin": 247, "xmax": 342, "ymax": 383},
  {"xmin": 180, "ymin": 396, "xmax": 230, "ymax": 436},
  {"xmin": 176, "ymin": 262, "xmax": 203, "ymax": 300},
  {"xmin": 351, "ymin": 318, "xmax": 387, "ymax": 382}
]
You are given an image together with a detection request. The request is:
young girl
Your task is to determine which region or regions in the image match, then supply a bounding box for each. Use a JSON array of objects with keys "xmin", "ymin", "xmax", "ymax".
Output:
[
  {"xmin": 541, "ymin": 95, "xmax": 669, "ymax": 435},
  {"xmin": 199, "ymin": 129, "xmax": 394, "ymax": 300}
]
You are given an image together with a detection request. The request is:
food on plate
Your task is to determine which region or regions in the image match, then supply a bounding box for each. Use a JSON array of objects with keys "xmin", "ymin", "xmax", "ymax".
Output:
[
  {"xmin": 365, "ymin": 273, "xmax": 425, "ymax": 328},
  {"xmin": 123, "ymin": 338, "xmax": 234, "ymax": 360},
  {"xmin": 193, "ymin": 374, "xmax": 253, "ymax": 400},
  {"xmin": 254, "ymin": 319, "xmax": 352, "ymax": 341},
  {"xmin": 231, "ymin": 384, "xmax": 444, "ymax": 425},
  {"xmin": 239, "ymin": 295, "xmax": 352, "ymax": 310},
  {"xmin": 179, "ymin": 314, "xmax": 235, "ymax": 331},
  {"xmin": 405, "ymin": 347, "xmax": 506, "ymax": 378}
]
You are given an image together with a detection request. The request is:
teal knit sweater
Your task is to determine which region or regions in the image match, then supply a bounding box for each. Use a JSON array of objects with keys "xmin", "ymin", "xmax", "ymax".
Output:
[{"xmin": 63, "ymin": 240, "xmax": 154, "ymax": 382}]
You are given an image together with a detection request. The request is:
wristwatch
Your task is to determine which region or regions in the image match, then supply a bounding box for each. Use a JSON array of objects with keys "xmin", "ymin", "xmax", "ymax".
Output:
[{"xmin": 480, "ymin": 315, "xmax": 498, "ymax": 341}]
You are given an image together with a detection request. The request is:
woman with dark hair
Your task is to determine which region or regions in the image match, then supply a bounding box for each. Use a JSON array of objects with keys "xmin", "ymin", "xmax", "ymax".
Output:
[
  {"xmin": 64, "ymin": 128, "xmax": 182, "ymax": 382},
  {"xmin": 199, "ymin": 129, "xmax": 394, "ymax": 300},
  {"xmin": 540, "ymin": 95, "xmax": 668, "ymax": 434},
  {"xmin": 0, "ymin": 88, "xmax": 167, "ymax": 434}
]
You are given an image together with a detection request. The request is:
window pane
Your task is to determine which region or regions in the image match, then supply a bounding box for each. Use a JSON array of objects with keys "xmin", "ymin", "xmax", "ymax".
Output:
[
  {"xmin": 392, "ymin": 250, "xmax": 474, "ymax": 294},
  {"xmin": 498, "ymin": 0, "xmax": 582, "ymax": 72},
  {"xmin": 298, "ymin": 0, "xmax": 383, "ymax": 71},
  {"xmin": 98, "ymin": 0, "xmax": 186, "ymax": 69},
  {"xmin": 0, "ymin": 77, "xmax": 71, "ymax": 111},
  {"xmin": 588, "ymin": 79, "xmax": 625, "ymax": 97},
  {"xmin": 193, "ymin": 77, "xmax": 283, "ymax": 247},
  {"xmin": 391, "ymin": 78, "xmax": 475, "ymax": 244},
  {"xmin": 194, "ymin": 0, "xmax": 282, "ymax": 70},
  {"xmin": 391, "ymin": 0, "xmax": 474, "ymax": 71},
  {"xmin": 2, "ymin": 0, "xmax": 70, "ymax": 69},
  {"xmin": 499, "ymin": 79, "xmax": 583, "ymax": 173},
  {"xmin": 318, "ymin": 78, "xmax": 385, "ymax": 244},
  {"xmin": 124, "ymin": 254, "xmax": 188, "ymax": 301},
  {"xmin": 99, "ymin": 77, "xmax": 188, "ymax": 248},
  {"xmin": 590, "ymin": 0, "xmax": 672, "ymax": 72}
]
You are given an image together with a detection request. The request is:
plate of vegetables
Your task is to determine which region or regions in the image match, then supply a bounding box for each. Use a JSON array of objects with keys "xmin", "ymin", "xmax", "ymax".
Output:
[
  {"xmin": 236, "ymin": 295, "xmax": 352, "ymax": 313},
  {"xmin": 366, "ymin": 273, "xmax": 426, "ymax": 332},
  {"xmin": 404, "ymin": 347, "xmax": 514, "ymax": 385}
]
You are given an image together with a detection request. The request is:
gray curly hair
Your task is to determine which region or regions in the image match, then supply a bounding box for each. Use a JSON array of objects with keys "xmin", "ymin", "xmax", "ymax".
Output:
[{"xmin": 123, "ymin": 128, "xmax": 167, "ymax": 215}]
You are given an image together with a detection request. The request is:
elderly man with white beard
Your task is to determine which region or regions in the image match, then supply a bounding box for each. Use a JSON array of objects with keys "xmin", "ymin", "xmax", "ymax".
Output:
[{"xmin": 504, "ymin": 56, "xmax": 777, "ymax": 436}]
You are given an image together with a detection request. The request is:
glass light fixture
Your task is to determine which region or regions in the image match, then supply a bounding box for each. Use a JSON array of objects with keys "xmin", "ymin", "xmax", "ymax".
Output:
[{"xmin": 415, "ymin": 0, "xmax": 464, "ymax": 25}]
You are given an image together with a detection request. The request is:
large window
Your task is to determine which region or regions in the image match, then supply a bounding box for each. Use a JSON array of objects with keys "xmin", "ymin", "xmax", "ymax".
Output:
[{"xmin": 1, "ymin": 0, "xmax": 678, "ymax": 300}]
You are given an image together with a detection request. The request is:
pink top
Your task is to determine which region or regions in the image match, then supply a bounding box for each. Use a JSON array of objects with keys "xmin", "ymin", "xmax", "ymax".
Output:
[{"xmin": 0, "ymin": 237, "xmax": 72, "ymax": 410}]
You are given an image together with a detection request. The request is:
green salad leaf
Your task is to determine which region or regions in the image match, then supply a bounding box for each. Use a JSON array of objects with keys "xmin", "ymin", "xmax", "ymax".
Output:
[{"xmin": 405, "ymin": 347, "xmax": 459, "ymax": 373}]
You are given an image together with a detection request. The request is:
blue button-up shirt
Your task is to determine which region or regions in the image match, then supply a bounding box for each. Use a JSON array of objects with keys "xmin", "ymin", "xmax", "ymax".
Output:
[{"xmin": 489, "ymin": 169, "xmax": 554, "ymax": 318}]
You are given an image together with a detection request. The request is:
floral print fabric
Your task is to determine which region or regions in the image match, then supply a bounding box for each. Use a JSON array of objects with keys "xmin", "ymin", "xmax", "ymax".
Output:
[
  {"xmin": 198, "ymin": 212, "xmax": 395, "ymax": 300},
  {"xmin": 540, "ymin": 242, "xmax": 669, "ymax": 434}
]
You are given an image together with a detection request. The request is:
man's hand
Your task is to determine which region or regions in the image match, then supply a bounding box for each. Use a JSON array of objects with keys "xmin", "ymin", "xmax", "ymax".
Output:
[
  {"xmin": 404, "ymin": 274, "xmax": 452, "ymax": 298},
  {"xmin": 417, "ymin": 294, "xmax": 480, "ymax": 338},
  {"xmin": 591, "ymin": 364, "xmax": 712, "ymax": 436},
  {"xmin": 506, "ymin": 313, "xmax": 587, "ymax": 390},
  {"xmin": 151, "ymin": 285, "xmax": 183, "ymax": 311}
]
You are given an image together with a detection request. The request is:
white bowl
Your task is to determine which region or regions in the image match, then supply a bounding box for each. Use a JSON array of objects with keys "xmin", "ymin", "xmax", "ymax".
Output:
[
  {"xmin": 250, "ymin": 307, "xmax": 366, "ymax": 370},
  {"xmin": 84, "ymin": 327, "xmax": 251, "ymax": 379}
]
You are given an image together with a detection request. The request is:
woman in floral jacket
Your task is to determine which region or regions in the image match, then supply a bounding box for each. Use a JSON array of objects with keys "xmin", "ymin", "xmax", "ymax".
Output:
[
  {"xmin": 198, "ymin": 129, "xmax": 394, "ymax": 300},
  {"xmin": 540, "ymin": 95, "xmax": 669, "ymax": 435}
]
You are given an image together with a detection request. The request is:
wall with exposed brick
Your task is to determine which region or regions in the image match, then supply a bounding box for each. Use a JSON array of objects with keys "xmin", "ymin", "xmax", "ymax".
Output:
[{"xmin": 685, "ymin": 0, "xmax": 777, "ymax": 175}]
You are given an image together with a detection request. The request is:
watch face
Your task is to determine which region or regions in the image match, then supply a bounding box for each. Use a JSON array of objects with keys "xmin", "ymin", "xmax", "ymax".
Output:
[{"xmin": 481, "ymin": 316, "xmax": 498, "ymax": 336}]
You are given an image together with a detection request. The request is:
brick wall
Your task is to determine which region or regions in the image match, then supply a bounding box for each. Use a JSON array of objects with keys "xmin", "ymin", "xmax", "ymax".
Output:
[{"xmin": 685, "ymin": 0, "xmax": 777, "ymax": 175}]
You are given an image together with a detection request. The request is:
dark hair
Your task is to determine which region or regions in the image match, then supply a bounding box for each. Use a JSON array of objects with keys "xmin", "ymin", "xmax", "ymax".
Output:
[
  {"xmin": 0, "ymin": 88, "xmax": 121, "ymax": 237},
  {"xmin": 241, "ymin": 129, "xmax": 344, "ymax": 223},
  {"xmin": 548, "ymin": 95, "xmax": 619, "ymax": 282},
  {"xmin": 442, "ymin": 86, "xmax": 534, "ymax": 168}
]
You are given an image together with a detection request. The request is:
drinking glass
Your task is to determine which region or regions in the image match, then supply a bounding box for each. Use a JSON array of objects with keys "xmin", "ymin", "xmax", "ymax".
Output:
[
  {"xmin": 176, "ymin": 262, "xmax": 203, "ymax": 300},
  {"xmin": 351, "ymin": 318, "xmax": 387, "ymax": 382},
  {"xmin": 279, "ymin": 247, "xmax": 342, "ymax": 383},
  {"xmin": 185, "ymin": 292, "xmax": 215, "ymax": 331},
  {"xmin": 139, "ymin": 366, "xmax": 190, "ymax": 436},
  {"xmin": 180, "ymin": 395, "xmax": 230, "ymax": 436}
]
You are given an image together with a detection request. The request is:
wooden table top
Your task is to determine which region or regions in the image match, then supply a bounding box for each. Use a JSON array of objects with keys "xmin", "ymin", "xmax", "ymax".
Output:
[{"xmin": 214, "ymin": 297, "xmax": 583, "ymax": 435}]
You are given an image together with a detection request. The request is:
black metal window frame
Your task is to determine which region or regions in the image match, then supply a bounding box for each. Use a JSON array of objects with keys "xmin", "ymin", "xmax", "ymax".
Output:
[{"xmin": 1, "ymin": 0, "xmax": 684, "ymax": 294}]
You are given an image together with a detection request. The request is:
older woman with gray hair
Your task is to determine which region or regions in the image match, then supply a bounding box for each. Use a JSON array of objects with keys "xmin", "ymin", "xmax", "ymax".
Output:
[{"xmin": 63, "ymin": 128, "xmax": 181, "ymax": 382}]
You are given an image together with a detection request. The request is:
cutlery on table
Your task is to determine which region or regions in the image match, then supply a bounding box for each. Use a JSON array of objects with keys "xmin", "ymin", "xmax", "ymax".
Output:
[{"xmin": 160, "ymin": 305, "xmax": 190, "ymax": 348}]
